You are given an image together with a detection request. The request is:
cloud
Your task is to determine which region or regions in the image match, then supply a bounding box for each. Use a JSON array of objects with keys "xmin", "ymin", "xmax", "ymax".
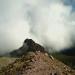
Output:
[
  {"xmin": 27, "ymin": 0, "xmax": 72, "ymax": 51},
  {"xmin": 0, "ymin": 0, "xmax": 74, "ymax": 53},
  {"xmin": 0, "ymin": 0, "xmax": 30, "ymax": 53}
]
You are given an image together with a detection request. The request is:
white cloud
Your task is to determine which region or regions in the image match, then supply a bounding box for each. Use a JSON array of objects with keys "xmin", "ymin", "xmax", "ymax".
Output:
[
  {"xmin": 28, "ymin": 1, "xmax": 72, "ymax": 51},
  {"xmin": 0, "ymin": 0, "xmax": 74, "ymax": 53}
]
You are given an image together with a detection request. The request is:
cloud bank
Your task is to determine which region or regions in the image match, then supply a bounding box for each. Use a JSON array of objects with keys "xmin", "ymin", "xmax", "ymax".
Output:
[{"xmin": 0, "ymin": 0, "xmax": 74, "ymax": 53}]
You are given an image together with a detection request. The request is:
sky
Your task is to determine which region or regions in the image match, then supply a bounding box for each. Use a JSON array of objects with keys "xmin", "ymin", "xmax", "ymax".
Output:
[{"xmin": 0, "ymin": 0, "xmax": 75, "ymax": 53}]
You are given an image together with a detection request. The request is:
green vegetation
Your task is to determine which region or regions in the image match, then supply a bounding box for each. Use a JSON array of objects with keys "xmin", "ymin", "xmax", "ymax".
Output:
[
  {"xmin": 0, "ymin": 57, "xmax": 16, "ymax": 70},
  {"xmin": 51, "ymin": 53, "xmax": 75, "ymax": 69}
]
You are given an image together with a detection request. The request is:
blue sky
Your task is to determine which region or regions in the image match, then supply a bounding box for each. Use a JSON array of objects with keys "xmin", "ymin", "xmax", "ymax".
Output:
[{"xmin": 64, "ymin": 0, "xmax": 75, "ymax": 11}]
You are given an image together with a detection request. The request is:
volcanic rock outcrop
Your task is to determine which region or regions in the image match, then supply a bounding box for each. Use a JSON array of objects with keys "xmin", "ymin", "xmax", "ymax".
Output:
[{"xmin": 10, "ymin": 39, "xmax": 45, "ymax": 57}]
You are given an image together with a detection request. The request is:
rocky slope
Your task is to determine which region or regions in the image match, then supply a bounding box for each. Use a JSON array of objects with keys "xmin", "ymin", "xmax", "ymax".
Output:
[
  {"xmin": 0, "ymin": 39, "xmax": 75, "ymax": 75},
  {"xmin": 0, "ymin": 51, "xmax": 75, "ymax": 75}
]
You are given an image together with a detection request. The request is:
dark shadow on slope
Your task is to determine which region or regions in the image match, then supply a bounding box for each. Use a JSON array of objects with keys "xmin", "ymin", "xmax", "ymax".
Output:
[
  {"xmin": 61, "ymin": 47, "xmax": 75, "ymax": 56},
  {"xmin": 52, "ymin": 52, "xmax": 75, "ymax": 69}
]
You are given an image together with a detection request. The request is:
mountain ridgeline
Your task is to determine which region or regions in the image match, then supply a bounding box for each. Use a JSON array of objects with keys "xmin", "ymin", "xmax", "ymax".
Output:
[{"xmin": 61, "ymin": 47, "xmax": 75, "ymax": 56}]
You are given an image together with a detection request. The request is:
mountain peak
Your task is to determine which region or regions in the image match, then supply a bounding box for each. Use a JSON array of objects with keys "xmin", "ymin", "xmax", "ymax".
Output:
[{"xmin": 9, "ymin": 38, "xmax": 45, "ymax": 57}]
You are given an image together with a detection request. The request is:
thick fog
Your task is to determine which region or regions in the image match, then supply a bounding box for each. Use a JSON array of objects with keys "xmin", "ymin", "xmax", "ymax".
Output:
[{"xmin": 0, "ymin": 0, "xmax": 75, "ymax": 54}]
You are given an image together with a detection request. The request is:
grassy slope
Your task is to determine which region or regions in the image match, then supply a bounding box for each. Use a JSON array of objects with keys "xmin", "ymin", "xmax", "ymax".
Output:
[
  {"xmin": 0, "ymin": 57, "xmax": 16, "ymax": 70},
  {"xmin": 51, "ymin": 53, "xmax": 75, "ymax": 69}
]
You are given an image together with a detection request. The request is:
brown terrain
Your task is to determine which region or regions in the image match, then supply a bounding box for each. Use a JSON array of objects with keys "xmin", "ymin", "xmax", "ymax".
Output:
[{"xmin": 0, "ymin": 39, "xmax": 75, "ymax": 75}]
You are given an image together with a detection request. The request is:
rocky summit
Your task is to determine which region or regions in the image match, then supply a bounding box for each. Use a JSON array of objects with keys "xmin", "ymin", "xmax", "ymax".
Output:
[
  {"xmin": 0, "ymin": 39, "xmax": 75, "ymax": 75},
  {"xmin": 9, "ymin": 39, "xmax": 45, "ymax": 57}
]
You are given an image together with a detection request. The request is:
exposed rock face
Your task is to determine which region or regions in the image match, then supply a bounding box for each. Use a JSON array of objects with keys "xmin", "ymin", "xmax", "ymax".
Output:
[
  {"xmin": 10, "ymin": 39, "xmax": 45, "ymax": 57},
  {"xmin": 24, "ymin": 39, "xmax": 45, "ymax": 52}
]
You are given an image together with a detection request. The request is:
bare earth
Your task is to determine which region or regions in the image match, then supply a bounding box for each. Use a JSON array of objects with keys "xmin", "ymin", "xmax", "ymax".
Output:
[{"xmin": 0, "ymin": 51, "xmax": 75, "ymax": 75}]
